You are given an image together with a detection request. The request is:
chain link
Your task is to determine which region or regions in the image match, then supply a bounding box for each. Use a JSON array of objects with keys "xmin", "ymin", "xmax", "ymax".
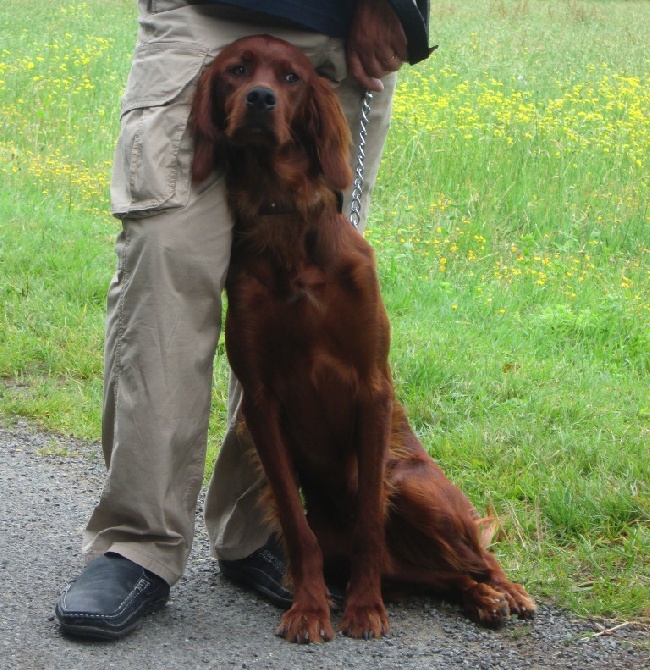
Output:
[{"xmin": 349, "ymin": 90, "xmax": 373, "ymax": 229}]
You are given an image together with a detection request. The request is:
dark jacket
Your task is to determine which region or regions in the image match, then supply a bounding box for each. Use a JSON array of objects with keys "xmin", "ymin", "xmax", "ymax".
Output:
[{"xmin": 200, "ymin": 0, "xmax": 357, "ymax": 37}]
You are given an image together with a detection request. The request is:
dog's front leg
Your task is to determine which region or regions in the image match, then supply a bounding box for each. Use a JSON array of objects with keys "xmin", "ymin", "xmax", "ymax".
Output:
[
  {"xmin": 242, "ymin": 395, "xmax": 335, "ymax": 644},
  {"xmin": 339, "ymin": 379, "xmax": 392, "ymax": 639}
]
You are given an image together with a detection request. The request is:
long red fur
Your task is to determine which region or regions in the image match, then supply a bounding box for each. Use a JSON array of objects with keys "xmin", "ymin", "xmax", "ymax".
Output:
[{"xmin": 191, "ymin": 35, "xmax": 535, "ymax": 644}]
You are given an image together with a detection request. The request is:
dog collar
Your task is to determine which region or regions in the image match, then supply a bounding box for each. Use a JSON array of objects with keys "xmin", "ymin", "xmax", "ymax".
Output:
[{"xmin": 257, "ymin": 191, "xmax": 344, "ymax": 216}]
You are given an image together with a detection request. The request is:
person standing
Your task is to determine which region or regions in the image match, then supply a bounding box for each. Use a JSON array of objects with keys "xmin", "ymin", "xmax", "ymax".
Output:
[{"xmin": 55, "ymin": 0, "xmax": 409, "ymax": 640}]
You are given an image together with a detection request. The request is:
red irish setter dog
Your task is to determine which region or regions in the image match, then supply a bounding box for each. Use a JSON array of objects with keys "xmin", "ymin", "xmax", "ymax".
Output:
[{"xmin": 191, "ymin": 35, "xmax": 535, "ymax": 643}]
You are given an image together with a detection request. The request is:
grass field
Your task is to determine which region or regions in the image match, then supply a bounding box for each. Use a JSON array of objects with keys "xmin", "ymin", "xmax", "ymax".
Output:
[{"xmin": 0, "ymin": 0, "xmax": 648, "ymax": 622}]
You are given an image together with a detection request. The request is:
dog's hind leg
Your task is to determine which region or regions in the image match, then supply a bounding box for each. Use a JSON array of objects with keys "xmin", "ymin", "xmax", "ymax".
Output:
[{"xmin": 384, "ymin": 450, "xmax": 536, "ymax": 626}]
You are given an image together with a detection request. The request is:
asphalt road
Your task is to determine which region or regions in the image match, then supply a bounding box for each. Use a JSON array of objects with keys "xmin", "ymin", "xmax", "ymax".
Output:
[{"xmin": 1, "ymin": 423, "xmax": 648, "ymax": 670}]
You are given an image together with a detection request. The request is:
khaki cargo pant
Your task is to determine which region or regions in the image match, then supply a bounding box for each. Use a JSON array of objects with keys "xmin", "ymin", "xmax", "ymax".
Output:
[{"xmin": 82, "ymin": 0, "xmax": 396, "ymax": 585}]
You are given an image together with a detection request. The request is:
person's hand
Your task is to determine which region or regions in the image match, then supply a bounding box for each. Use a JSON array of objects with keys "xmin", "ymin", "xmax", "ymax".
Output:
[{"xmin": 346, "ymin": 0, "xmax": 408, "ymax": 92}]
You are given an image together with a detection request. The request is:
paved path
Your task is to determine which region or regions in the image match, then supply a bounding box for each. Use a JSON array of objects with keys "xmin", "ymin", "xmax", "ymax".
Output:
[{"xmin": 1, "ymin": 424, "xmax": 648, "ymax": 669}]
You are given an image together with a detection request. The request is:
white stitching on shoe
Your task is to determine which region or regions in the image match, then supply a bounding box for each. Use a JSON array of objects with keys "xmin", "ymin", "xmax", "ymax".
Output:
[{"xmin": 59, "ymin": 576, "xmax": 165, "ymax": 625}]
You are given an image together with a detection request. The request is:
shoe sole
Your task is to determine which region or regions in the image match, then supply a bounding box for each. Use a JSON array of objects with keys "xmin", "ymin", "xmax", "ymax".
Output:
[
  {"xmin": 57, "ymin": 597, "xmax": 168, "ymax": 641},
  {"xmin": 220, "ymin": 566, "xmax": 345, "ymax": 612},
  {"xmin": 220, "ymin": 566, "xmax": 293, "ymax": 610}
]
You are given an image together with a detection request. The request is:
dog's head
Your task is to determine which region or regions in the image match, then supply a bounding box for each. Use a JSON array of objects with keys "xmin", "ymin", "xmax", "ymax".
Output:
[{"xmin": 191, "ymin": 35, "xmax": 351, "ymax": 190}]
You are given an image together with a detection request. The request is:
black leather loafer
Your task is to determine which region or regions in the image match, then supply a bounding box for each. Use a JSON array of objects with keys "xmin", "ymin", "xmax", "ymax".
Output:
[
  {"xmin": 219, "ymin": 534, "xmax": 293, "ymax": 609},
  {"xmin": 219, "ymin": 534, "xmax": 344, "ymax": 611},
  {"xmin": 55, "ymin": 553, "xmax": 170, "ymax": 640}
]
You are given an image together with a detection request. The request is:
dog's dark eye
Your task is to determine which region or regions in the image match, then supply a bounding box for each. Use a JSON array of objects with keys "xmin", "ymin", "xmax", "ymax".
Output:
[
  {"xmin": 229, "ymin": 65, "xmax": 246, "ymax": 77},
  {"xmin": 284, "ymin": 72, "xmax": 300, "ymax": 84}
]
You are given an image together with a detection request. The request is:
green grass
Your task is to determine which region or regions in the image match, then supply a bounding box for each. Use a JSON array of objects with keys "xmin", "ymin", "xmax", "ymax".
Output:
[{"xmin": 1, "ymin": 0, "xmax": 648, "ymax": 622}]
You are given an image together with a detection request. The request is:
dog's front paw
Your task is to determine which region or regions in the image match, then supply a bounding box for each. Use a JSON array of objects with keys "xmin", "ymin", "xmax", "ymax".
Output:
[
  {"xmin": 339, "ymin": 600, "xmax": 390, "ymax": 640},
  {"xmin": 277, "ymin": 605, "xmax": 334, "ymax": 644}
]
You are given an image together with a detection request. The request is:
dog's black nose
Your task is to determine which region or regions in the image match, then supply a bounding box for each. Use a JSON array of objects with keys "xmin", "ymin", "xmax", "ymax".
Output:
[{"xmin": 246, "ymin": 86, "xmax": 276, "ymax": 113}]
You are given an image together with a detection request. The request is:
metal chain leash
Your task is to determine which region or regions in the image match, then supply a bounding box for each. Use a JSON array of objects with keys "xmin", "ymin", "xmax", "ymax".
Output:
[{"xmin": 349, "ymin": 90, "xmax": 373, "ymax": 229}]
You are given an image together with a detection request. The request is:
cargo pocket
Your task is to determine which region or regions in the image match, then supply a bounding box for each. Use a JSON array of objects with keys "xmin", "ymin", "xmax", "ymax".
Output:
[{"xmin": 111, "ymin": 42, "xmax": 209, "ymax": 218}]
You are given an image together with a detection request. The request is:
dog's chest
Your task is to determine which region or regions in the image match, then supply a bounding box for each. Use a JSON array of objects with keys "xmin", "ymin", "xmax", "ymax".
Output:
[
  {"xmin": 288, "ymin": 263, "xmax": 326, "ymax": 299},
  {"xmin": 239, "ymin": 254, "xmax": 331, "ymax": 305},
  {"xmin": 227, "ymin": 238, "xmax": 359, "ymax": 355}
]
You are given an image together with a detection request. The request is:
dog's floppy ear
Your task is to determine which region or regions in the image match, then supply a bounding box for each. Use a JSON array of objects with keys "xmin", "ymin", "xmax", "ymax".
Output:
[
  {"xmin": 190, "ymin": 64, "xmax": 225, "ymax": 183},
  {"xmin": 304, "ymin": 76, "xmax": 352, "ymax": 191}
]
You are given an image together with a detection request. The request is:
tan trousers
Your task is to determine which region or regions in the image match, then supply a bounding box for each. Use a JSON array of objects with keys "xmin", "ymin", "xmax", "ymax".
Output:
[{"xmin": 82, "ymin": 0, "xmax": 396, "ymax": 585}]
